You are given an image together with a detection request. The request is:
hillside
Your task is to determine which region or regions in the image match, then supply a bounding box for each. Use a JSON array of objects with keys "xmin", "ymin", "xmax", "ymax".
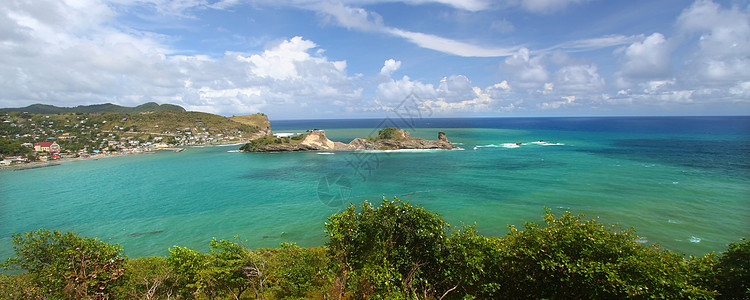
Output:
[
  {"xmin": 1, "ymin": 110, "xmax": 271, "ymax": 156},
  {"xmin": 230, "ymin": 113, "xmax": 271, "ymax": 129},
  {"xmin": 0, "ymin": 102, "xmax": 185, "ymax": 114}
]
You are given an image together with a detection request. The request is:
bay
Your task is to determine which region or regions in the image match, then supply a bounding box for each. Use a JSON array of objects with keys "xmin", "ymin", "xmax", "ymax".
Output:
[{"xmin": 1, "ymin": 116, "xmax": 748, "ymax": 258}]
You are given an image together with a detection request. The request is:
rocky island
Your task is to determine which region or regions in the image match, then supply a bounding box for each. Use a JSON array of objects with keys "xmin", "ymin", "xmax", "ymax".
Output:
[{"xmin": 239, "ymin": 127, "xmax": 458, "ymax": 152}]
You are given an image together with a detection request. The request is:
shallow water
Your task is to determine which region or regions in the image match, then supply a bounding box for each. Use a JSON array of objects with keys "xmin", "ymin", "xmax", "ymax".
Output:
[{"xmin": 1, "ymin": 117, "xmax": 748, "ymax": 258}]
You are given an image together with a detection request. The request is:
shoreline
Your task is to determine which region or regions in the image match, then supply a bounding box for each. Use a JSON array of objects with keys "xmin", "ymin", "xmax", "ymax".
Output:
[{"xmin": 0, "ymin": 140, "xmax": 252, "ymax": 172}]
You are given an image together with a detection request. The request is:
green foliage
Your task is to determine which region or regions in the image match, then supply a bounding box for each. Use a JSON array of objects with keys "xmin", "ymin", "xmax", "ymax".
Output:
[
  {"xmin": 0, "ymin": 273, "xmax": 43, "ymax": 299},
  {"xmin": 270, "ymin": 242, "xmax": 331, "ymax": 298},
  {"xmin": 376, "ymin": 127, "xmax": 400, "ymax": 140},
  {"xmin": 491, "ymin": 209, "xmax": 714, "ymax": 299},
  {"xmin": 167, "ymin": 245, "xmax": 208, "ymax": 298},
  {"xmin": 115, "ymin": 256, "xmax": 177, "ymax": 299},
  {"xmin": 2, "ymin": 229, "xmax": 125, "ymax": 299},
  {"xmin": 715, "ymin": 238, "xmax": 750, "ymax": 298},
  {"xmin": 441, "ymin": 225, "xmax": 504, "ymax": 298},
  {"xmin": 325, "ymin": 198, "xmax": 448, "ymax": 299},
  {"xmin": 0, "ymin": 139, "xmax": 33, "ymax": 157}
]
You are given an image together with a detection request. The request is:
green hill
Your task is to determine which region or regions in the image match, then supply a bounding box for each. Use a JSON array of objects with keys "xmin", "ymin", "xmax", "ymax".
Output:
[{"xmin": 0, "ymin": 102, "xmax": 185, "ymax": 114}]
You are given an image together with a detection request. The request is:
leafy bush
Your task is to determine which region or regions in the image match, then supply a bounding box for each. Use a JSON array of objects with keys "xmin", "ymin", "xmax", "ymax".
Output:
[
  {"xmin": 2, "ymin": 229, "xmax": 125, "ymax": 299},
  {"xmin": 269, "ymin": 242, "xmax": 331, "ymax": 298},
  {"xmin": 0, "ymin": 273, "xmax": 43, "ymax": 299},
  {"xmin": 376, "ymin": 127, "xmax": 400, "ymax": 140},
  {"xmin": 715, "ymin": 238, "xmax": 750, "ymax": 298},
  {"xmin": 115, "ymin": 256, "xmax": 176, "ymax": 299},
  {"xmin": 325, "ymin": 198, "xmax": 448, "ymax": 299},
  {"xmin": 167, "ymin": 245, "xmax": 208, "ymax": 298},
  {"xmin": 490, "ymin": 209, "xmax": 715, "ymax": 299}
]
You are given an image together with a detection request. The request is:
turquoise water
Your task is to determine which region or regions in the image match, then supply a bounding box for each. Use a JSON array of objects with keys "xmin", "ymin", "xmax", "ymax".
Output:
[{"xmin": 1, "ymin": 117, "xmax": 748, "ymax": 259}]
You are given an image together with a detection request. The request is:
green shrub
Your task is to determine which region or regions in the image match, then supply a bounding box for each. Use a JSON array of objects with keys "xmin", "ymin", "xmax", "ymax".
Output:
[
  {"xmin": 115, "ymin": 256, "xmax": 176, "ymax": 299},
  {"xmin": 376, "ymin": 127, "xmax": 399, "ymax": 140},
  {"xmin": 167, "ymin": 245, "xmax": 208, "ymax": 298},
  {"xmin": 716, "ymin": 238, "xmax": 750, "ymax": 298},
  {"xmin": 0, "ymin": 273, "xmax": 43, "ymax": 299},
  {"xmin": 270, "ymin": 242, "xmax": 331, "ymax": 299},
  {"xmin": 491, "ymin": 209, "xmax": 715, "ymax": 299},
  {"xmin": 440, "ymin": 225, "xmax": 504, "ymax": 299},
  {"xmin": 2, "ymin": 229, "xmax": 125, "ymax": 299},
  {"xmin": 325, "ymin": 198, "xmax": 448, "ymax": 299}
]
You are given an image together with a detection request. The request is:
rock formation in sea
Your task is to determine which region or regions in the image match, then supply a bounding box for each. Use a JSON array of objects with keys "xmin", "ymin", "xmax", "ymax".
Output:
[{"xmin": 239, "ymin": 128, "xmax": 458, "ymax": 152}]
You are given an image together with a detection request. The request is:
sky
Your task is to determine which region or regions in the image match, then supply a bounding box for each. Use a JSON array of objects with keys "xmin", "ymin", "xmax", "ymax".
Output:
[{"xmin": 1, "ymin": 0, "xmax": 749, "ymax": 119}]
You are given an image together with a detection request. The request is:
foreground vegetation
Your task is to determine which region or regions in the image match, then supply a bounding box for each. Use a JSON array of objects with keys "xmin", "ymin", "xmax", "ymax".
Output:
[{"xmin": 2, "ymin": 199, "xmax": 748, "ymax": 299}]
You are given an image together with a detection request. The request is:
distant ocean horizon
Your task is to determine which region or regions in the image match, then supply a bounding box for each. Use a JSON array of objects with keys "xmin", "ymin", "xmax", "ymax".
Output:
[{"xmin": 1, "ymin": 116, "xmax": 748, "ymax": 259}]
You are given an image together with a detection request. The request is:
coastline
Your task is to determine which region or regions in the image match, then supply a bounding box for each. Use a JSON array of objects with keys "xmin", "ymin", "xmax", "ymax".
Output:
[{"xmin": 0, "ymin": 139, "xmax": 254, "ymax": 171}]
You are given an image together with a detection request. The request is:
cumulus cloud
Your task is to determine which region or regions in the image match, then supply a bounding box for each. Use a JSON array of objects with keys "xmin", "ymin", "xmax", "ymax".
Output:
[
  {"xmin": 375, "ymin": 75, "xmax": 436, "ymax": 103},
  {"xmin": 553, "ymin": 64, "xmax": 605, "ymax": 92},
  {"xmin": 0, "ymin": 0, "xmax": 362, "ymax": 117},
  {"xmin": 617, "ymin": 33, "xmax": 672, "ymax": 81},
  {"xmin": 502, "ymin": 48, "xmax": 549, "ymax": 89},
  {"xmin": 380, "ymin": 59, "xmax": 402, "ymax": 76},
  {"xmin": 436, "ymin": 75, "xmax": 478, "ymax": 102},
  {"xmin": 677, "ymin": 0, "xmax": 750, "ymax": 84}
]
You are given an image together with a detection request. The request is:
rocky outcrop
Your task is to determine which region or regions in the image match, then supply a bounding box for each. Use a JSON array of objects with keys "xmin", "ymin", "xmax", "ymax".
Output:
[{"xmin": 240, "ymin": 128, "xmax": 458, "ymax": 152}]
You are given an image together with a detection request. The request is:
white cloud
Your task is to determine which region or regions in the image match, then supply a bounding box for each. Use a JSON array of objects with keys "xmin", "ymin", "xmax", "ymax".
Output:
[
  {"xmin": 502, "ymin": 48, "xmax": 549, "ymax": 89},
  {"xmin": 553, "ymin": 64, "xmax": 605, "ymax": 92},
  {"xmin": 380, "ymin": 59, "xmax": 402, "ymax": 76},
  {"xmin": 618, "ymin": 33, "xmax": 672, "ymax": 80},
  {"xmin": 375, "ymin": 75, "xmax": 436, "ymax": 103},
  {"xmin": 314, "ymin": 1, "xmax": 521, "ymax": 57},
  {"xmin": 436, "ymin": 75, "xmax": 478, "ymax": 102},
  {"xmin": 539, "ymin": 95, "xmax": 575, "ymax": 109},
  {"xmin": 0, "ymin": 0, "xmax": 363, "ymax": 117},
  {"xmin": 677, "ymin": 0, "xmax": 750, "ymax": 84},
  {"xmin": 389, "ymin": 28, "xmax": 520, "ymax": 57}
]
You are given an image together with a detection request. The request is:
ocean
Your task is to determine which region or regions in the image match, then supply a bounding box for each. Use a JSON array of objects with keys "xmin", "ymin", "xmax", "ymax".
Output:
[{"xmin": 1, "ymin": 116, "xmax": 748, "ymax": 259}]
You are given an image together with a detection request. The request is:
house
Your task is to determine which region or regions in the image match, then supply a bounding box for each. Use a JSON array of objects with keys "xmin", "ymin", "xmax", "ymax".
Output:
[{"xmin": 34, "ymin": 142, "xmax": 61, "ymax": 153}]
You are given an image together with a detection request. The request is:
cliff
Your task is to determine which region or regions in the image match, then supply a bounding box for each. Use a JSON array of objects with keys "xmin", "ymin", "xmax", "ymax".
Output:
[
  {"xmin": 239, "ymin": 128, "xmax": 458, "ymax": 152},
  {"xmin": 229, "ymin": 113, "xmax": 272, "ymax": 140}
]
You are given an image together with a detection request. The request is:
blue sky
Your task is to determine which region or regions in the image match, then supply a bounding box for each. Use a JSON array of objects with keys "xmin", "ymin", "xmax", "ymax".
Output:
[{"xmin": 1, "ymin": 0, "xmax": 748, "ymax": 119}]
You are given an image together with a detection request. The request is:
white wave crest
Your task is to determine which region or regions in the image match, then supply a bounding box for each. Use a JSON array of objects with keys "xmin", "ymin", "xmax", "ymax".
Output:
[{"xmin": 355, "ymin": 149, "xmax": 445, "ymax": 153}]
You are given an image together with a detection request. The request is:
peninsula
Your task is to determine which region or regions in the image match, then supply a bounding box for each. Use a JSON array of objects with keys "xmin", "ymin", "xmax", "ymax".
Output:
[{"xmin": 239, "ymin": 127, "xmax": 458, "ymax": 152}]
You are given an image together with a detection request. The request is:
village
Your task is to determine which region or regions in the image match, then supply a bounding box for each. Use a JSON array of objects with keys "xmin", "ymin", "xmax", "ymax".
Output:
[{"xmin": 0, "ymin": 111, "xmax": 254, "ymax": 167}]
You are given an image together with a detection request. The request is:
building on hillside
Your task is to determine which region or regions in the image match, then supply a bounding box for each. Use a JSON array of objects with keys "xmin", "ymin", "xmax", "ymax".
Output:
[{"xmin": 34, "ymin": 142, "xmax": 61, "ymax": 153}]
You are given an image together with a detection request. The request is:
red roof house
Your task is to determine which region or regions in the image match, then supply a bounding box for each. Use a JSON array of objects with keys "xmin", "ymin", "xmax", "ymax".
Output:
[{"xmin": 34, "ymin": 142, "xmax": 61, "ymax": 153}]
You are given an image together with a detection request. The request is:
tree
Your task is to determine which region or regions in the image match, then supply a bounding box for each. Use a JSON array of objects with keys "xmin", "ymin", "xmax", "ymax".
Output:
[
  {"xmin": 490, "ymin": 209, "xmax": 715, "ymax": 299},
  {"xmin": 167, "ymin": 245, "xmax": 208, "ymax": 298},
  {"xmin": 2, "ymin": 229, "xmax": 125, "ymax": 299},
  {"xmin": 270, "ymin": 242, "xmax": 330, "ymax": 298},
  {"xmin": 715, "ymin": 239, "xmax": 750, "ymax": 299},
  {"xmin": 115, "ymin": 256, "xmax": 176, "ymax": 299},
  {"xmin": 325, "ymin": 198, "xmax": 448, "ymax": 299}
]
